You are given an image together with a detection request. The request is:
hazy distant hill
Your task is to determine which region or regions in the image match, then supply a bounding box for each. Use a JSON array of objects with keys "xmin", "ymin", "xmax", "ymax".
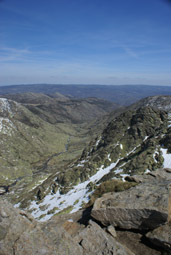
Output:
[
  {"xmin": 1, "ymin": 84, "xmax": 171, "ymax": 105},
  {"xmin": 1, "ymin": 92, "xmax": 119, "ymax": 124}
]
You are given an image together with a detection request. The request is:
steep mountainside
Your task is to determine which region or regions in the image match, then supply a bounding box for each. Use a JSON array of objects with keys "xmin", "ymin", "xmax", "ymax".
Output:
[
  {"xmin": 2, "ymin": 92, "xmax": 119, "ymax": 124},
  {"xmin": 1, "ymin": 84, "xmax": 171, "ymax": 105},
  {"xmin": 2, "ymin": 92, "xmax": 69, "ymax": 104},
  {"xmin": 26, "ymin": 97, "xmax": 119, "ymax": 124},
  {"xmin": 0, "ymin": 98, "xmax": 76, "ymax": 198},
  {"xmin": 0, "ymin": 95, "xmax": 119, "ymax": 206},
  {"xmin": 129, "ymin": 95, "xmax": 171, "ymax": 112},
  {"xmin": 17, "ymin": 96, "xmax": 171, "ymax": 221}
]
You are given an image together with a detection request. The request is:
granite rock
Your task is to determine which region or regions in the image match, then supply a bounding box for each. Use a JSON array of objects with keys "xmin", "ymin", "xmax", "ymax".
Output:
[{"xmin": 91, "ymin": 169, "xmax": 170, "ymax": 230}]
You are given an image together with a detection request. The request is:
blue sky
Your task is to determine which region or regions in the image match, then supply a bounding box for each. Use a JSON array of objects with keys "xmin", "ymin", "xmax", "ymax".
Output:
[{"xmin": 0, "ymin": 0, "xmax": 171, "ymax": 85}]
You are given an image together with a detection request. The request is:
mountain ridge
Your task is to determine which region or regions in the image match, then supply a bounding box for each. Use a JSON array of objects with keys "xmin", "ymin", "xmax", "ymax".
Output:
[
  {"xmin": 15, "ymin": 95, "xmax": 171, "ymax": 221},
  {"xmin": 0, "ymin": 94, "xmax": 119, "ymax": 206},
  {"xmin": 1, "ymin": 84, "xmax": 171, "ymax": 105}
]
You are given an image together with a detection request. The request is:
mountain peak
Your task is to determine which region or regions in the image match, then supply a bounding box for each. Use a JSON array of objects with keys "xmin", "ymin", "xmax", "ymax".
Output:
[{"xmin": 130, "ymin": 95, "xmax": 171, "ymax": 112}]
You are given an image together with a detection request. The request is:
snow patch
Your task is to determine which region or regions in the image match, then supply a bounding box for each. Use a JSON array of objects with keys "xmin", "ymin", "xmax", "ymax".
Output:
[
  {"xmin": 114, "ymin": 169, "xmax": 123, "ymax": 174},
  {"xmin": 80, "ymin": 160, "xmax": 87, "ymax": 164},
  {"xmin": 0, "ymin": 117, "xmax": 15, "ymax": 135},
  {"xmin": 113, "ymin": 142, "xmax": 120, "ymax": 148},
  {"xmin": 95, "ymin": 137, "xmax": 101, "ymax": 147},
  {"xmin": 120, "ymin": 174, "xmax": 130, "ymax": 182},
  {"xmin": 77, "ymin": 164, "xmax": 84, "ymax": 167},
  {"xmin": 161, "ymin": 148, "xmax": 171, "ymax": 168},
  {"xmin": 76, "ymin": 159, "xmax": 88, "ymax": 167},
  {"xmin": 67, "ymin": 219, "xmax": 73, "ymax": 222},
  {"xmin": 143, "ymin": 136, "xmax": 149, "ymax": 142},
  {"xmin": 28, "ymin": 160, "xmax": 120, "ymax": 221},
  {"xmin": 0, "ymin": 98, "xmax": 12, "ymax": 114},
  {"xmin": 168, "ymin": 113, "xmax": 171, "ymax": 128},
  {"xmin": 108, "ymin": 154, "xmax": 111, "ymax": 161},
  {"xmin": 153, "ymin": 151, "xmax": 159, "ymax": 163},
  {"xmin": 14, "ymin": 202, "xmax": 21, "ymax": 208},
  {"xmin": 126, "ymin": 144, "xmax": 140, "ymax": 156},
  {"xmin": 145, "ymin": 169, "xmax": 151, "ymax": 174}
]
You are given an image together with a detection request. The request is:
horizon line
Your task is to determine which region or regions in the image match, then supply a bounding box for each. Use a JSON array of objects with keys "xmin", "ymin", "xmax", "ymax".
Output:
[{"xmin": 0, "ymin": 83, "xmax": 171, "ymax": 87}]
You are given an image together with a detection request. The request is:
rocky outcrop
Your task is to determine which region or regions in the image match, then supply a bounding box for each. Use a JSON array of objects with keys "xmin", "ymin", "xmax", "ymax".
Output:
[
  {"xmin": 0, "ymin": 199, "xmax": 82, "ymax": 255},
  {"xmin": 168, "ymin": 183, "xmax": 171, "ymax": 222},
  {"xmin": 116, "ymin": 230, "xmax": 162, "ymax": 255},
  {"xmin": 91, "ymin": 168, "xmax": 170, "ymax": 230},
  {"xmin": 0, "ymin": 198, "xmax": 138, "ymax": 255},
  {"xmin": 1, "ymin": 167, "xmax": 171, "ymax": 254},
  {"xmin": 146, "ymin": 222, "xmax": 171, "ymax": 252},
  {"xmin": 74, "ymin": 106, "xmax": 169, "ymax": 190},
  {"xmin": 41, "ymin": 218, "xmax": 83, "ymax": 255},
  {"xmin": 130, "ymin": 95, "xmax": 171, "ymax": 112},
  {"xmin": 0, "ymin": 199, "xmax": 54, "ymax": 255},
  {"xmin": 92, "ymin": 207, "xmax": 167, "ymax": 230},
  {"xmin": 74, "ymin": 220, "xmax": 135, "ymax": 255}
]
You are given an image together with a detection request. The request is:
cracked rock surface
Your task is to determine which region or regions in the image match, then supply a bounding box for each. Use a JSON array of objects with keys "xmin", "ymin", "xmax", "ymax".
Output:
[
  {"xmin": 0, "ymin": 199, "xmax": 84, "ymax": 255},
  {"xmin": 91, "ymin": 168, "xmax": 170, "ymax": 230},
  {"xmin": 0, "ymin": 199, "xmax": 135, "ymax": 255}
]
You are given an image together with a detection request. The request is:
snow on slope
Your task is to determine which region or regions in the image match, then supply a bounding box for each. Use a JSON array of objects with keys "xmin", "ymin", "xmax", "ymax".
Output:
[
  {"xmin": 161, "ymin": 148, "xmax": 171, "ymax": 168},
  {"xmin": 0, "ymin": 98, "xmax": 12, "ymax": 114},
  {"xmin": 160, "ymin": 113, "xmax": 171, "ymax": 168},
  {"xmin": 18, "ymin": 102, "xmax": 171, "ymax": 221},
  {"xmin": 0, "ymin": 98, "xmax": 15, "ymax": 135},
  {"xmin": 29, "ymin": 138, "xmax": 169, "ymax": 222},
  {"xmin": 0, "ymin": 117, "xmax": 15, "ymax": 135},
  {"xmin": 29, "ymin": 160, "xmax": 120, "ymax": 221},
  {"xmin": 168, "ymin": 113, "xmax": 171, "ymax": 128}
]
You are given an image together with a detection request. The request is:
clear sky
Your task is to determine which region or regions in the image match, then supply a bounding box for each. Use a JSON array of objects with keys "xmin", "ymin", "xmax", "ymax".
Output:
[{"xmin": 0, "ymin": 0, "xmax": 171, "ymax": 86}]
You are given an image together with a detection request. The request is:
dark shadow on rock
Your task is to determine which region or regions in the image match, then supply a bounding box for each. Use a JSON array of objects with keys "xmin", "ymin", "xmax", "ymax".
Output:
[
  {"xmin": 78, "ymin": 206, "xmax": 93, "ymax": 226},
  {"xmin": 141, "ymin": 234, "xmax": 167, "ymax": 254},
  {"xmin": 139, "ymin": 210, "xmax": 167, "ymax": 230}
]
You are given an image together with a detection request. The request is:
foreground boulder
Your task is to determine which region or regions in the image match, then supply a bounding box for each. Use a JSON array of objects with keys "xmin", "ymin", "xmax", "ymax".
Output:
[
  {"xmin": 0, "ymin": 199, "xmax": 55, "ymax": 255},
  {"xmin": 1, "ymin": 168, "xmax": 171, "ymax": 254},
  {"xmin": 41, "ymin": 214, "xmax": 135, "ymax": 255},
  {"xmin": 0, "ymin": 198, "xmax": 137, "ymax": 255},
  {"xmin": 146, "ymin": 222, "xmax": 171, "ymax": 252},
  {"xmin": 75, "ymin": 221, "xmax": 134, "ymax": 255},
  {"xmin": 73, "ymin": 220, "xmax": 135, "ymax": 255},
  {"xmin": 91, "ymin": 168, "xmax": 170, "ymax": 230},
  {"xmin": 0, "ymin": 199, "xmax": 82, "ymax": 255}
]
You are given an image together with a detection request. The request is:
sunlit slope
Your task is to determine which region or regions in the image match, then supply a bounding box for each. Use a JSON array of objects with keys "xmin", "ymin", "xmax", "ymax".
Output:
[
  {"xmin": 0, "ymin": 98, "xmax": 71, "ymax": 185},
  {"xmin": 22, "ymin": 96, "xmax": 171, "ymax": 220}
]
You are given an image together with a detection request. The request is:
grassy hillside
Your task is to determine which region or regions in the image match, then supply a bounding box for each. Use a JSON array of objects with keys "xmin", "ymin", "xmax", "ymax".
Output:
[{"xmin": 0, "ymin": 95, "xmax": 117, "ymax": 205}]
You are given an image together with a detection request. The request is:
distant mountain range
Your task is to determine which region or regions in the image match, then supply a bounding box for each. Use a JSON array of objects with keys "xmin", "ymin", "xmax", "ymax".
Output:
[
  {"xmin": 1, "ymin": 84, "xmax": 171, "ymax": 105},
  {"xmin": 1, "ymin": 92, "xmax": 119, "ymax": 124}
]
